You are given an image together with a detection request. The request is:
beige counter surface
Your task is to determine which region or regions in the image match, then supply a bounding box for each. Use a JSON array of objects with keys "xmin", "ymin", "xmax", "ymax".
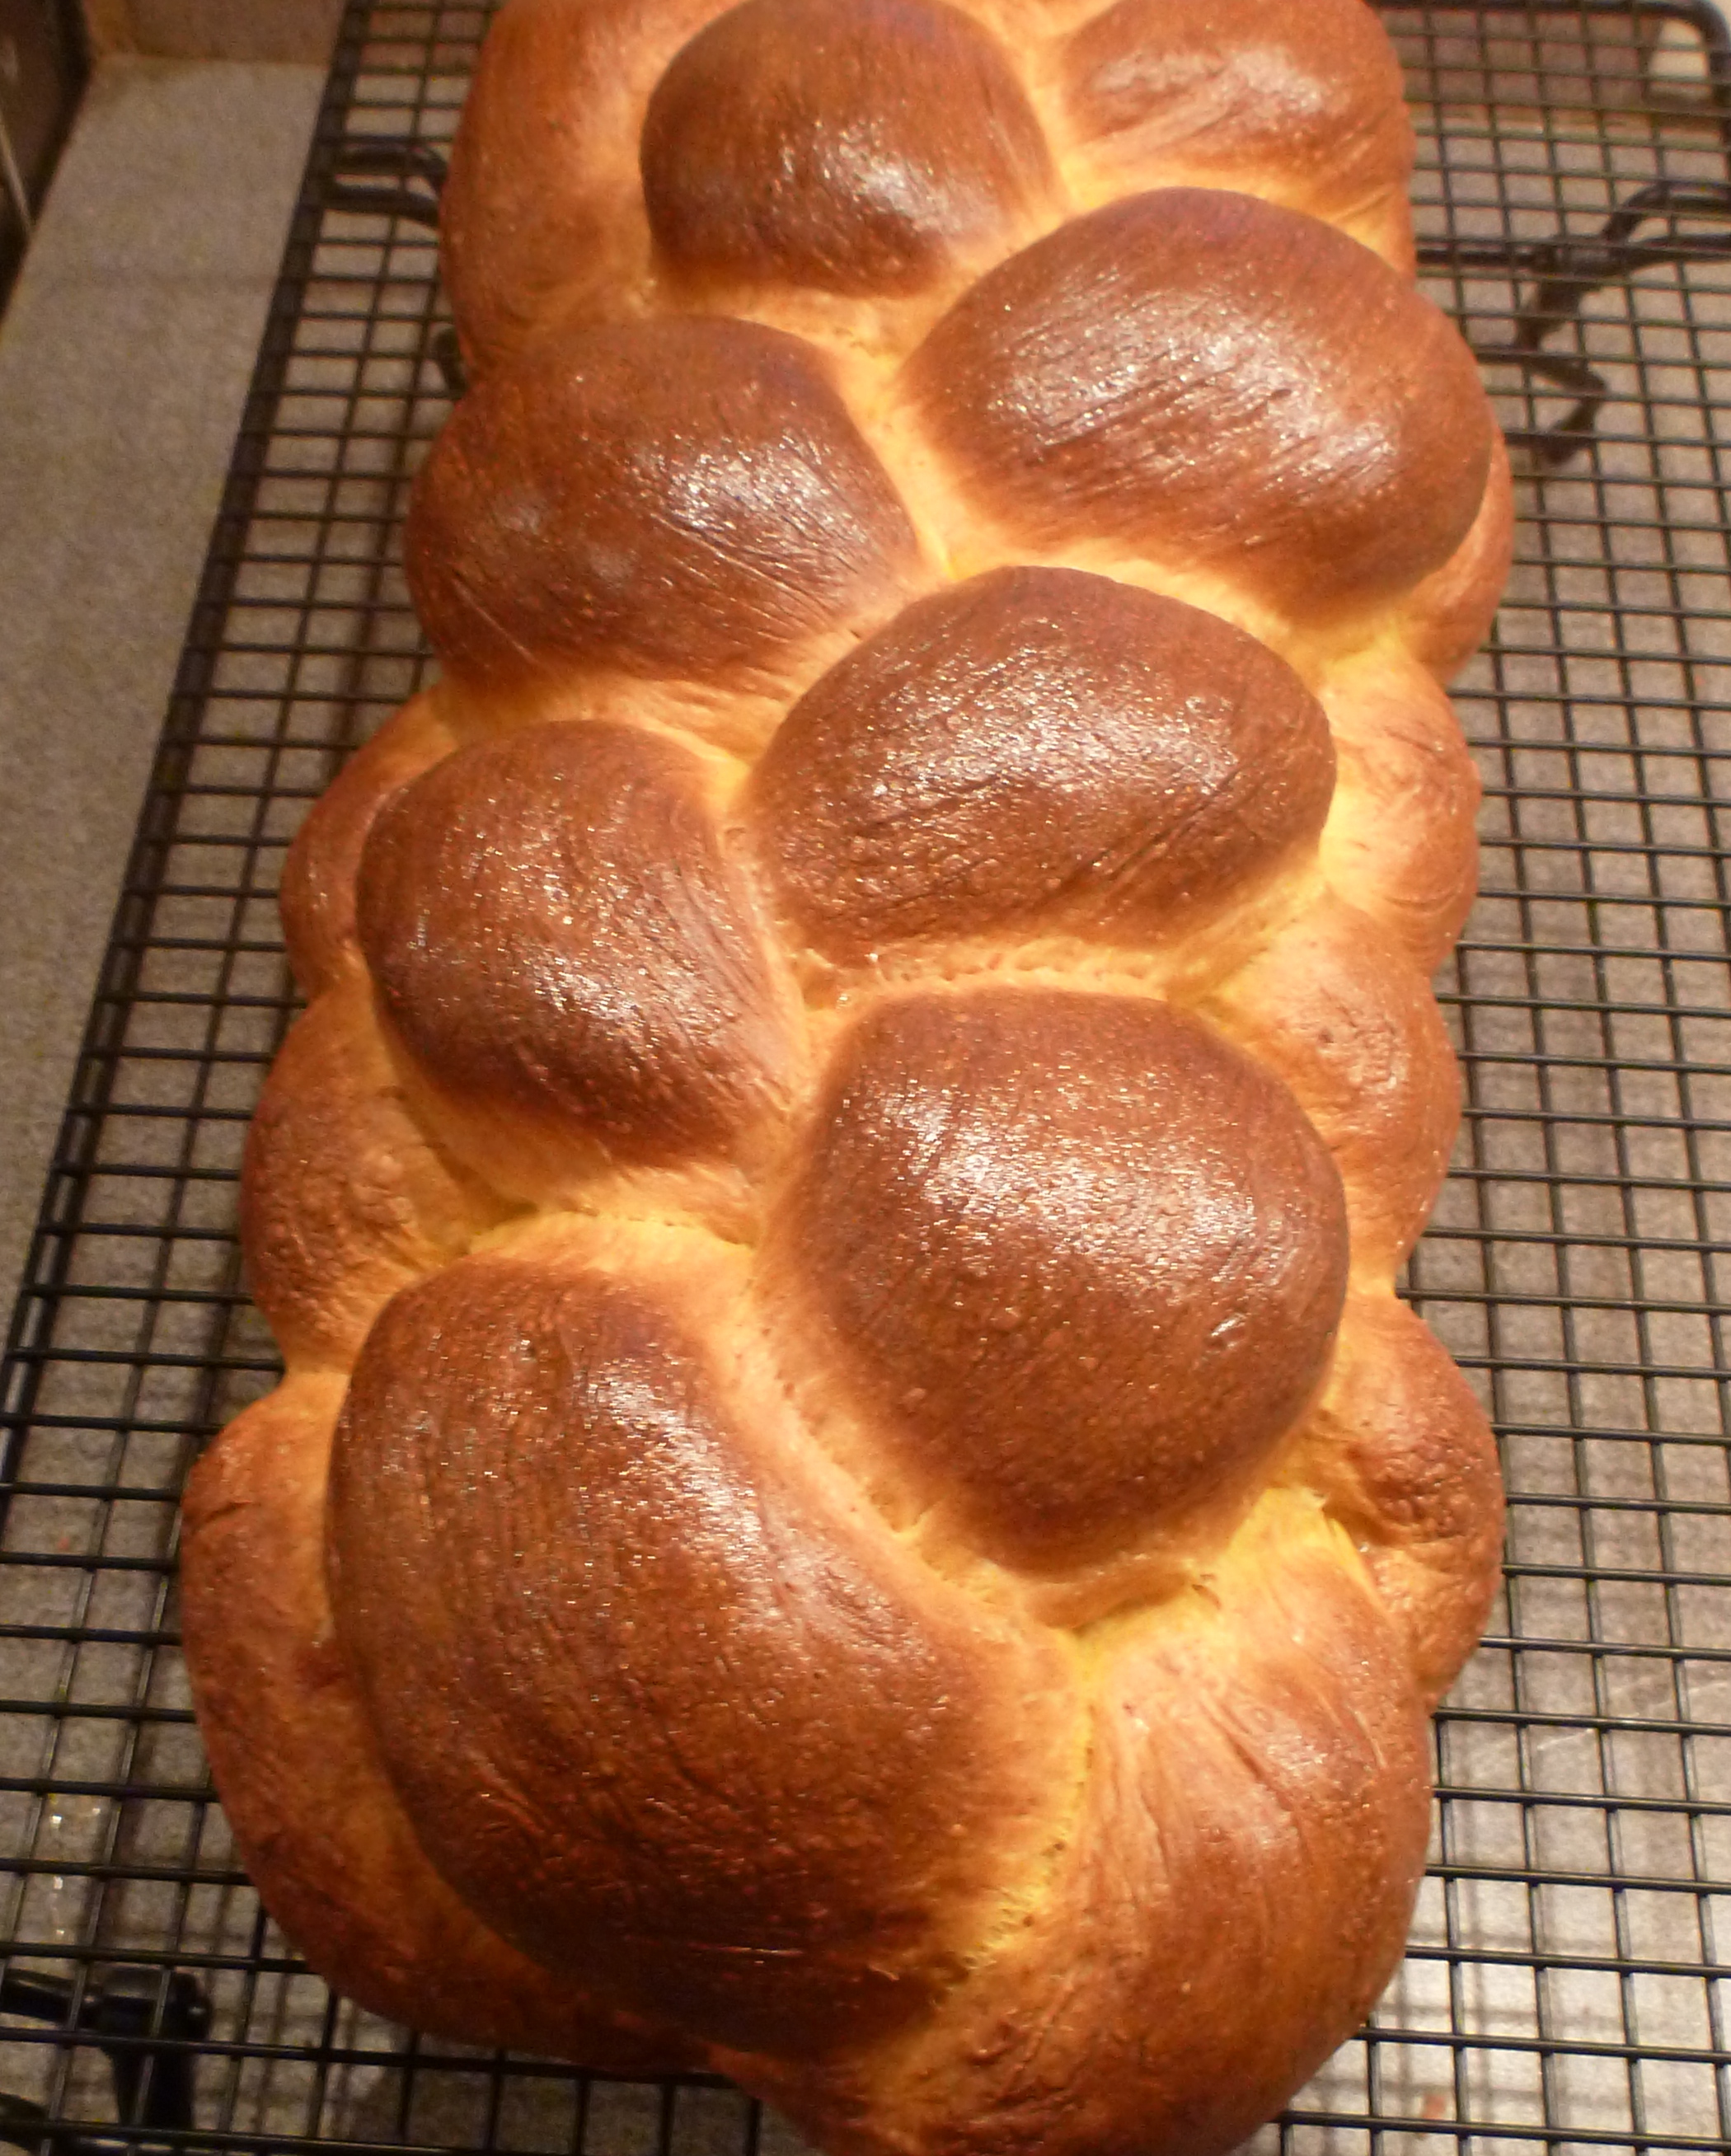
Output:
[{"xmin": 0, "ymin": 54, "xmax": 323, "ymax": 1326}]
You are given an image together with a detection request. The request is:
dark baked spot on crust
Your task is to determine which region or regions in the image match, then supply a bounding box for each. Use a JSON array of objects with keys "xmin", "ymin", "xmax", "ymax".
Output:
[
  {"xmin": 406, "ymin": 316, "xmax": 918, "ymax": 691},
  {"xmin": 354, "ymin": 719, "xmax": 794, "ymax": 1171},
  {"xmin": 770, "ymin": 987, "xmax": 1349, "ymax": 1571},
  {"xmin": 903, "ymin": 187, "xmax": 1492, "ymax": 617},
  {"xmin": 642, "ymin": 0, "xmax": 1053, "ymax": 297},
  {"xmin": 747, "ymin": 565, "xmax": 1334, "ymax": 958}
]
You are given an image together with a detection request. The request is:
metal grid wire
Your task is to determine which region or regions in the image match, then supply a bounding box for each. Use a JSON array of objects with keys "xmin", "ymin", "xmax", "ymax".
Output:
[{"xmin": 4, "ymin": 0, "xmax": 1731, "ymax": 2149}]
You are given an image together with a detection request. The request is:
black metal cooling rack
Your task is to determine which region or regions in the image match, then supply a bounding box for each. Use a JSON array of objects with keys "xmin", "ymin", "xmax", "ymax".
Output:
[{"xmin": 5, "ymin": 1, "xmax": 1731, "ymax": 2150}]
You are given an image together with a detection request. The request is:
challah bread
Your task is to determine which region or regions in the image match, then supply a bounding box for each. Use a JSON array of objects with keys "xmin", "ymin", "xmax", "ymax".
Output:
[{"xmin": 180, "ymin": 0, "xmax": 1512, "ymax": 2148}]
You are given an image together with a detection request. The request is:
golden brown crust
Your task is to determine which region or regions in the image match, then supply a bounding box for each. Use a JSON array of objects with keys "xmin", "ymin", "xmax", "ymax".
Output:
[
  {"xmin": 1404, "ymin": 429, "xmax": 1518, "ymax": 680},
  {"xmin": 1291, "ymin": 1293, "xmax": 1506, "ymax": 1705},
  {"xmin": 746, "ymin": 566, "xmax": 1334, "ymax": 961},
  {"xmin": 240, "ymin": 978, "xmax": 512, "ymax": 1369},
  {"xmin": 354, "ymin": 719, "xmax": 801, "ymax": 1193},
  {"xmin": 1321, "ymin": 654, "xmax": 1483, "ymax": 974},
  {"xmin": 1058, "ymin": 0, "xmax": 1414, "ymax": 237},
  {"xmin": 439, "ymin": 0, "xmax": 730, "ymax": 371},
  {"xmin": 441, "ymin": 0, "xmax": 1419, "ymax": 374},
  {"xmin": 188, "ymin": 4, "xmax": 1510, "ymax": 2147},
  {"xmin": 765, "ymin": 987, "xmax": 1348, "ymax": 1574},
  {"xmin": 278, "ymin": 692, "xmax": 457, "ymax": 999},
  {"xmin": 643, "ymin": 0, "xmax": 1054, "ymax": 298},
  {"xmin": 328, "ymin": 1235, "xmax": 1080, "ymax": 2057},
  {"xmin": 902, "ymin": 187, "xmax": 1493, "ymax": 623},
  {"xmin": 1203, "ymin": 896, "xmax": 1463, "ymax": 1273},
  {"xmin": 180, "ymin": 1376, "xmax": 694, "ymax": 2071},
  {"xmin": 404, "ymin": 316, "xmax": 921, "ymax": 701},
  {"xmin": 751, "ymin": 1509, "xmax": 1432, "ymax": 2156}
]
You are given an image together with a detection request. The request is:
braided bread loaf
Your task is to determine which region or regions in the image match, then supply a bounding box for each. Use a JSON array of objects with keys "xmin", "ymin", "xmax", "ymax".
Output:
[{"xmin": 181, "ymin": 2, "xmax": 1513, "ymax": 2148}]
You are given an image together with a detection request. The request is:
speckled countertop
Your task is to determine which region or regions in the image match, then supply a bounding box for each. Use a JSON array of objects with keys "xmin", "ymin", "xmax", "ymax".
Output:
[{"xmin": 0, "ymin": 55, "xmax": 324, "ymax": 1328}]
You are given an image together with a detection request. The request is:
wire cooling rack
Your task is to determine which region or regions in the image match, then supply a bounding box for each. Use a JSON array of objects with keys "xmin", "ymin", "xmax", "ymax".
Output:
[{"xmin": 5, "ymin": 1, "xmax": 1731, "ymax": 2149}]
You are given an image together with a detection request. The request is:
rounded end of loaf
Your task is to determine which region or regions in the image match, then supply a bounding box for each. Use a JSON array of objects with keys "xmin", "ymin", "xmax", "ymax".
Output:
[{"xmin": 180, "ymin": 1375, "xmax": 699, "ymax": 2074}]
